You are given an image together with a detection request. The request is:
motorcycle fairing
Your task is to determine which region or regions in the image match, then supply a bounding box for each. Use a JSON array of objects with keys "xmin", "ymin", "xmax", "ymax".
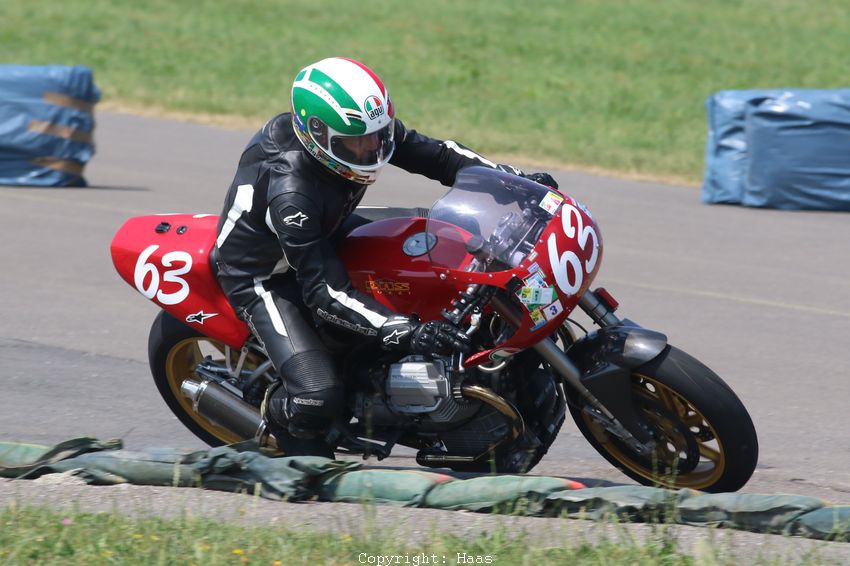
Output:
[
  {"xmin": 110, "ymin": 214, "xmax": 249, "ymax": 348},
  {"xmin": 438, "ymin": 200, "xmax": 604, "ymax": 367}
]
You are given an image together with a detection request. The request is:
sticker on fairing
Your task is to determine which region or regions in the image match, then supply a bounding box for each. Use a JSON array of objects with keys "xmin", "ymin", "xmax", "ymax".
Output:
[
  {"xmin": 529, "ymin": 308, "xmax": 547, "ymax": 330},
  {"xmin": 527, "ymin": 262, "xmax": 540, "ymax": 274},
  {"xmin": 527, "ymin": 250, "xmax": 538, "ymax": 262},
  {"xmin": 524, "ymin": 271, "xmax": 547, "ymax": 289},
  {"xmin": 542, "ymin": 299, "xmax": 564, "ymax": 321},
  {"xmin": 519, "ymin": 286, "xmax": 555, "ymax": 306},
  {"xmin": 539, "ymin": 191, "xmax": 564, "ymax": 215},
  {"xmin": 186, "ymin": 311, "xmax": 219, "ymax": 325}
]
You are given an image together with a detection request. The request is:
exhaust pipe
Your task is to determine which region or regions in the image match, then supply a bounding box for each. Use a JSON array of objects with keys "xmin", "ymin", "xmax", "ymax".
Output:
[{"xmin": 180, "ymin": 380, "xmax": 277, "ymax": 450}]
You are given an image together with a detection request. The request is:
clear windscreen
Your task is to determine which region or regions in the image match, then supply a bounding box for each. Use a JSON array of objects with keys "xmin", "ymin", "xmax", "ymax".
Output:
[{"xmin": 426, "ymin": 166, "xmax": 562, "ymax": 270}]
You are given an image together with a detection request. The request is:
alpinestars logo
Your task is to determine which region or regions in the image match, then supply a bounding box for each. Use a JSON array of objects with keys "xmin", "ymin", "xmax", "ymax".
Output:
[
  {"xmin": 316, "ymin": 308, "xmax": 378, "ymax": 336},
  {"xmin": 292, "ymin": 397, "xmax": 324, "ymax": 406},
  {"xmin": 283, "ymin": 211, "xmax": 309, "ymax": 227},
  {"xmin": 186, "ymin": 311, "xmax": 219, "ymax": 325},
  {"xmin": 382, "ymin": 329, "xmax": 409, "ymax": 346}
]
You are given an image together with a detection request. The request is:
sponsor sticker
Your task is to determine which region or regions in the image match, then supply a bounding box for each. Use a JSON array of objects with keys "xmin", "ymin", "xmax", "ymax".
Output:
[
  {"xmin": 526, "ymin": 262, "xmax": 540, "ymax": 274},
  {"xmin": 367, "ymin": 279, "xmax": 411, "ymax": 294},
  {"xmin": 530, "ymin": 308, "xmax": 547, "ymax": 330},
  {"xmin": 527, "ymin": 250, "xmax": 538, "ymax": 262},
  {"xmin": 186, "ymin": 311, "xmax": 218, "ymax": 325},
  {"xmin": 539, "ymin": 191, "xmax": 564, "ymax": 215},
  {"xmin": 519, "ymin": 286, "xmax": 555, "ymax": 306},
  {"xmin": 542, "ymin": 299, "xmax": 564, "ymax": 321},
  {"xmin": 524, "ymin": 271, "xmax": 547, "ymax": 289}
]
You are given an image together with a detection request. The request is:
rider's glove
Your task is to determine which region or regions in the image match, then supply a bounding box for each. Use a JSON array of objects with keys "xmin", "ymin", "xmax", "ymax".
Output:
[
  {"xmin": 496, "ymin": 164, "xmax": 559, "ymax": 190},
  {"xmin": 379, "ymin": 316, "xmax": 472, "ymax": 355},
  {"xmin": 521, "ymin": 171, "xmax": 559, "ymax": 190}
]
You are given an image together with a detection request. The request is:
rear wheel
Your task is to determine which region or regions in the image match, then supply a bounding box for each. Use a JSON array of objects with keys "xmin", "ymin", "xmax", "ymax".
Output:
[
  {"xmin": 568, "ymin": 345, "xmax": 758, "ymax": 492},
  {"xmin": 148, "ymin": 311, "xmax": 267, "ymax": 447}
]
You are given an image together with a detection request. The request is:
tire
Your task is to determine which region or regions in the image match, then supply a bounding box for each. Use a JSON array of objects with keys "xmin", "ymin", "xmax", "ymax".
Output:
[
  {"xmin": 148, "ymin": 311, "xmax": 250, "ymax": 447},
  {"xmin": 568, "ymin": 345, "xmax": 758, "ymax": 493}
]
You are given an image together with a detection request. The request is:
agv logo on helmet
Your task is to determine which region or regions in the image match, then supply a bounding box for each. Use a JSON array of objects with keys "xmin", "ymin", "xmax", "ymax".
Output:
[{"xmin": 364, "ymin": 96, "xmax": 384, "ymax": 120}]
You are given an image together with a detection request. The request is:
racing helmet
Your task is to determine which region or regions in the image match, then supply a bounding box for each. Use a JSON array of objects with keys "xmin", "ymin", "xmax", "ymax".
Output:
[{"xmin": 291, "ymin": 57, "xmax": 396, "ymax": 185}]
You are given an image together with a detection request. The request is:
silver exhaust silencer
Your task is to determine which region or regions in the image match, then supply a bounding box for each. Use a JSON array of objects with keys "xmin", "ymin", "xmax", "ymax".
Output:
[{"xmin": 180, "ymin": 380, "xmax": 277, "ymax": 450}]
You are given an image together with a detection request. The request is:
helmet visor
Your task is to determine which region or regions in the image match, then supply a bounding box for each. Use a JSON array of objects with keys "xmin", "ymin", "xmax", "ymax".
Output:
[{"xmin": 330, "ymin": 123, "xmax": 395, "ymax": 167}]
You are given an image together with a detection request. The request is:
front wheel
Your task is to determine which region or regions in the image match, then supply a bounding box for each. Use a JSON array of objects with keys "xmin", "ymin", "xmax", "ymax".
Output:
[{"xmin": 568, "ymin": 345, "xmax": 758, "ymax": 493}]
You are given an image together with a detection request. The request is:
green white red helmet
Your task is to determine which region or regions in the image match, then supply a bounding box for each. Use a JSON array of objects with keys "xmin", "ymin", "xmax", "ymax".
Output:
[{"xmin": 291, "ymin": 57, "xmax": 396, "ymax": 184}]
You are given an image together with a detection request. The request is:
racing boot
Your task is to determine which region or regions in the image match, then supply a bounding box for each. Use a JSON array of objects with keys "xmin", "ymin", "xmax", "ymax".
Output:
[{"xmin": 261, "ymin": 384, "xmax": 336, "ymax": 459}]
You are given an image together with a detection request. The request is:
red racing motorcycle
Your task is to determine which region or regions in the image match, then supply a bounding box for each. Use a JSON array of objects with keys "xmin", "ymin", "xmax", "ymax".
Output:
[{"xmin": 111, "ymin": 167, "xmax": 758, "ymax": 492}]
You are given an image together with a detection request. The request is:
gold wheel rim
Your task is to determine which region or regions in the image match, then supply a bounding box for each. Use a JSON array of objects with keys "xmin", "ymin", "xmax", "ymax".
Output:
[
  {"xmin": 164, "ymin": 337, "xmax": 253, "ymax": 445},
  {"xmin": 583, "ymin": 374, "xmax": 726, "ymax": 490}
]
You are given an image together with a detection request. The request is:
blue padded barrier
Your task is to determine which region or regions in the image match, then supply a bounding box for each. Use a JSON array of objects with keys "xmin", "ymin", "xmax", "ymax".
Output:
[
  {"xmin": 744, "ymin": 90, "xmax": 850, "ymax": 210},
  {"xmin": 0, "ymin": 65, "xmax": 100, "ymax": 187},
  {"xmin": 703, "ymin": 89, "xmax": 850, "ymax": 211},
  {"xmin": 702, "ymin": 90, "xmax": 780, "ymax": 205}
]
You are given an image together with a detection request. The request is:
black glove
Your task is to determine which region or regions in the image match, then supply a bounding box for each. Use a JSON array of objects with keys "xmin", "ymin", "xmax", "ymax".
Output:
[
  {"xmin": 522, "ymin": 171, "xmax": 559, "ymax": 190},
  {"xmin": 379, "ymin": 316, "xmax": 472, "ymax": 355}
]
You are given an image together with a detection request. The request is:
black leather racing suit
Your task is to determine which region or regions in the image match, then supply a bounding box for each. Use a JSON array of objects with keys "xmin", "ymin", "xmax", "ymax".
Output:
[{"xmin": 213, "ymin": 112, "xmax": 515, "ymax": 449}]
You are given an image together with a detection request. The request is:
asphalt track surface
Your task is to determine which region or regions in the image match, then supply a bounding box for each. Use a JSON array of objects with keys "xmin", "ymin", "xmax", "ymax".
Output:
[{"xmin": 1, "ymin": 113, "xmax": 849, "ymax": 547}]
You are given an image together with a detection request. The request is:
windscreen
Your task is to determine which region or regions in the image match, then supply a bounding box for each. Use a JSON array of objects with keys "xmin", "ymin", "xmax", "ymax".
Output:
[{"xmin": 426, "ymin": 167, "xmax": 562, "ymax": 270}]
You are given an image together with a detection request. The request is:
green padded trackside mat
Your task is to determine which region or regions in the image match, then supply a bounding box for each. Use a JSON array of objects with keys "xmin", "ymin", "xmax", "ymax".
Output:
[{"xmin": 1, "ymin": 439, "xmax": 847, "ymax": 542}]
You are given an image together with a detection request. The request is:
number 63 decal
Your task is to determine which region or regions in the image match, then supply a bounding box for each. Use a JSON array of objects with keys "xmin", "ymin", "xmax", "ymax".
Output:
[
  {"xmin": 547, "ymin": 203, "xmax": 599, "ymax": 296},
  {"xmin": 134, "ymin": 244, "xmax": 193, "ymax": 305}
]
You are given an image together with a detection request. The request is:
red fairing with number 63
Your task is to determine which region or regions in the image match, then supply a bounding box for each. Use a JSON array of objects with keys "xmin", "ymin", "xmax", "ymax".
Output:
[
  {"xmin": 443, "ymin": 194, "xmax": 603, "ymax": 367},
  {"xmin": 110, "ymin": 214, "xmax": 249, "ymax": 348},
  {"xmin": 545, "ymin": 199, "xmax": 602, "ymax": 299}
]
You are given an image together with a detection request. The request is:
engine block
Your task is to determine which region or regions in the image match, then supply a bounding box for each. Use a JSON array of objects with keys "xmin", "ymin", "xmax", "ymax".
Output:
[
  {"xmin": 352, "ymin": 356, "xmax": 479, "ymax": 426},
  {"xmin": 386, "ymin": 357, "xmax": 448, "ymax": 412}
]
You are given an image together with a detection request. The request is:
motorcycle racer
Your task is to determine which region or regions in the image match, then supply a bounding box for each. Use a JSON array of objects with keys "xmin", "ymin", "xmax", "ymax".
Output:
[{"xmin": 213, "ymin": 56, "xmax": 558, "ymax": 456}]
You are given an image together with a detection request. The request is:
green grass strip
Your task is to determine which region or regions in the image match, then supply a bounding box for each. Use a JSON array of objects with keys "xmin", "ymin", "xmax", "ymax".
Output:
[
  {"xmin": 4, "ymin": 1, "xmax": 849, "ymax": 182},
  {"xmin": 0, "ymin": 503, "xmax": 705, "ymax": 565}
]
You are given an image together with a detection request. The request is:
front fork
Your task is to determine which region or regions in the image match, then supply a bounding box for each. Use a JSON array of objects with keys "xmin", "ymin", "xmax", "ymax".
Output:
[{"xmin": 491, "ymin": 289, "xmax": 659, "ymax": 456}]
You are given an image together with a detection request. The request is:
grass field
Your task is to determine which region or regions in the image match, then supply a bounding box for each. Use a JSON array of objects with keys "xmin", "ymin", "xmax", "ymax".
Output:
[
  {"xmin": 1, "ymin": 502, "xmax": 833, "ymax": 566},
  {"xmin": 0, "ymin": 504, "xmax": 694, "ymax": 566},
  {"xmin": 3, "ymin": 1, "xmax": 848, "ymax": 182}
]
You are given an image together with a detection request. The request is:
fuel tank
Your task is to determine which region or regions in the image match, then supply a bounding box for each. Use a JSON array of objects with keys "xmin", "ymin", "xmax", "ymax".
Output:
[{"xmin": 339, "ymin": 217, "xmax": 469, "ymax": 321}]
